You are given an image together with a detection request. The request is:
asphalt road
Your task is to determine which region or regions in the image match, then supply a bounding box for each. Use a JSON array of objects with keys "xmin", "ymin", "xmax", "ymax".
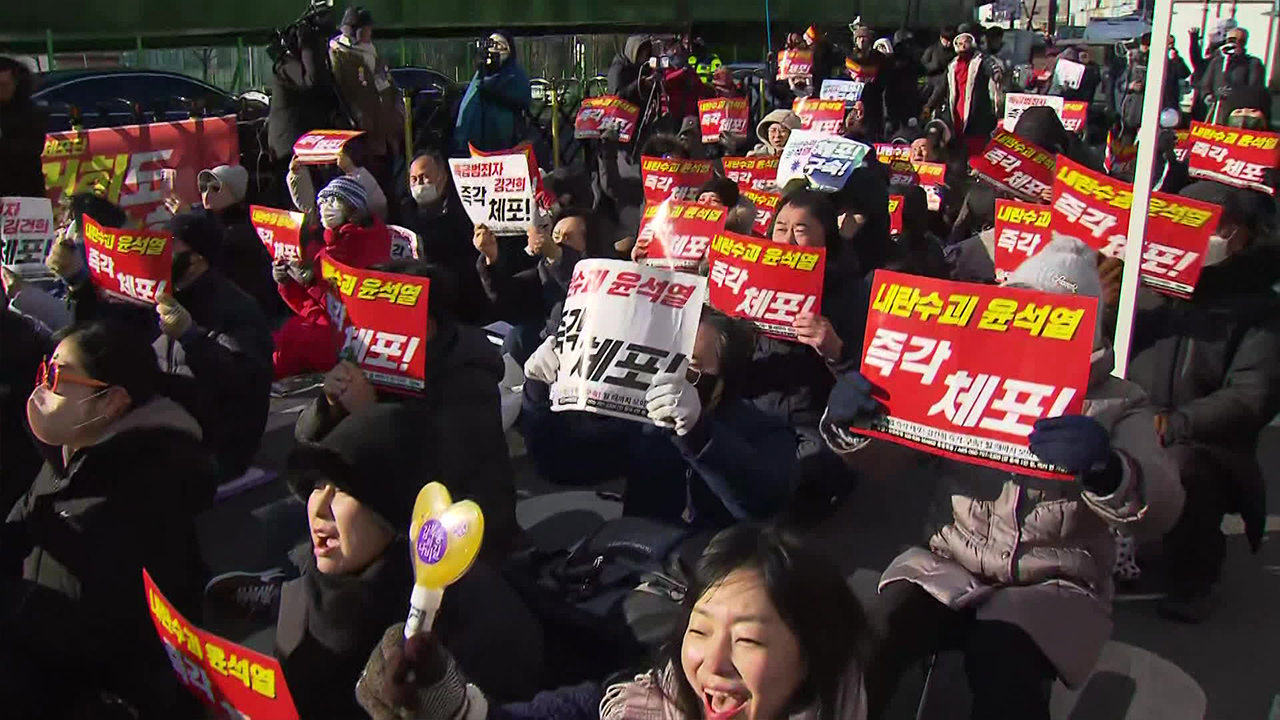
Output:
[{"xmin": 197, "ymin": 392, "xmax": 1279, "ymax": 720}]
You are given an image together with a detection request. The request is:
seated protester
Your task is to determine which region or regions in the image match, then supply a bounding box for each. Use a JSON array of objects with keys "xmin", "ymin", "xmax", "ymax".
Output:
[
  {"xmin": 885, "ymin": 185, "xmax": 949, "ymax": 279},
  {"xmin": 277, "ymin": 404, "xmax": 543, "ymax": 718},
  {"xmin": 842, "ymin": 100, "xmax": 878, "ymax": 144},
  {"xmin": 295, "ymin": 261, "xmax": 518, "ymax": 561},
  {"xmin": 909, "ymin": 119, "xmax": 951, "ymax": 164},
  {"xmin": 401, "ymin": 150, "xmax": 496, "ymax": 325},
  {"xmin": 186, "ymin": 164, "xmax": 286, "ymax": 318},
  {"xmin": 2, "ymin": 320, "xmax": 213, "ymax": 718},
  {"xmin": 273, "ymin": 175, "xmax": 392, "ymax": 379},
  {"xmin": 475, "ymin": 210, "xmax": 592, "ymax": 364},
  {"xmin": 288, "ymin": 147, "xmax": 389, "ymax": 220},
  {"xmin": 747, "ymin": 109, "xmax": 801, "ymax": 157},
  {"xmin": 0, "ymin": 310, "xmax": 50, "ymax": 517},
  {"xmin": 48, "ymin": 212, "xmax": 274, "ymax": 488},
  {"xmin": 833, "ymin": 165, "xmax": 898, "ymax": 280},
  {"xmin": 1116, "ymin": 181, "xmax": 1280, "ymax": 623},
  {"xmin": 355, "ymin": 523, "xmax": 873, "ymax": 720},
  {"xmin": 824, "ymin": 236, "xmax": 1183, "ymax": 719},
  {"xmin": 696, "ymin": 176, "xmax": 740, "ymax": 208},
  {"xmin": 520, "ymin": 309, "xmax": 797, "ymax": 528}
]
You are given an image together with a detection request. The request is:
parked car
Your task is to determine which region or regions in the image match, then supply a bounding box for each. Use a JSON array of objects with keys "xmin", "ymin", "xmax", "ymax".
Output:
[{"xmin": 388, "ymin": 66, "xmax": 459, "ymax": 154}]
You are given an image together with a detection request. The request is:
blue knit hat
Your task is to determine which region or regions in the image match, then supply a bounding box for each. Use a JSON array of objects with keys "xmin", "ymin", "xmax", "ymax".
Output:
[{"xmin": 317, "ymin": 176, "xmax": 369, "ymax": 217}]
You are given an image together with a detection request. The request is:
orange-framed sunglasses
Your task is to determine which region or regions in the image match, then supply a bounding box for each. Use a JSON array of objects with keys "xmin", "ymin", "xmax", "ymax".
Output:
[{"xmin": 36, "ymin": 357, "xmax": 109, "ymax": 395}]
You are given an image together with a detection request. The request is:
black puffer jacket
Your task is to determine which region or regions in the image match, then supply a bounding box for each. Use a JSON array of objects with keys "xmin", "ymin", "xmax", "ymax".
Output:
[
  {"xmin": 1125, "ymin": 248, "xmax": 1280, "ymax": 549},
  {"xmin": 295, "ymin": 323, "xmax": 518, "ymax": 560},
  {"xmin": 0, "ymin": 311, "xmax": 48, "ymax": 513},
  {"xmin": 0, "ymin": 59, "xmax": 46, "ymax": 199},
  {"xmin": 2, "ymin": 397, "xmax": 212, "ymax": 719},
  {"xmin": 202, "ymin": 203, "xmax": 288, "ymax": 319}
]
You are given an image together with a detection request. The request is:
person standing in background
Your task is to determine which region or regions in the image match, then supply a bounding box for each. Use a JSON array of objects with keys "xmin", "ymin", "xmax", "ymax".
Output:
[
  {"xmin": 453, "ymin": 30, "xmax": 532, "ymax": 155},
  {"xmin": 1199, "ymin": 27, "xmax": 1266, "ymax": 124},
  {"xmin": 0, "ymin": 56, "xmax": 46, "ymax": 198},
  {"xmin": 329, "ymin": 6, "xmax": 403, "ymax": 195}
]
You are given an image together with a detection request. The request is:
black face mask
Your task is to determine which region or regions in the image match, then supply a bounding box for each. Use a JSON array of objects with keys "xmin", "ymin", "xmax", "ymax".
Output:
[{"xmin": 171, "ymin": 250, "xmax": 193, "ymax": 285}]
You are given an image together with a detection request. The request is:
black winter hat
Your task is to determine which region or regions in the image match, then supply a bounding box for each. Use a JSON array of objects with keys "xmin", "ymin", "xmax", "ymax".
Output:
[
  {"xmin": 698, "ymin": 177, "xmax": 740, "ymax": 208},
  {"xmin": 1180, "ymin": 180, "xmax": 1275, "ymax": 237},
  {"xmin": 285, "ymin": 404, "xmax": 441, "ymax": 533},
  {"xmin": 1221, "ymin": 84, "xmax": 1273, "ymax": 124},
  {"xmin": 1012, "ymin": 106, "xmax": 1070, "ymax": 154},
  {"xmin": 168, "ymin": 212, "xmax": 224, "ymax": 268}
]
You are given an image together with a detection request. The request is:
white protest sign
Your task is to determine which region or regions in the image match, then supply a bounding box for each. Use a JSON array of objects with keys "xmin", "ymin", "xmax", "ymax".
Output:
[
  {"xmin": 550, "ymin": 259, "xmax": 707, "ymax": 425},
  {"xmin": 1004, "ymin": 93, "xmax": 1066, "ymax": 130},
  {"xmin": 447, "ymin": 154, "xmax": 535, "ymax": 236},
  {"xmin": 820, "ymin": 79, "xmax": 866, "ymax": 103},
  {"xmin": 1053, "ymin": 58, "xmax": 1086, "ymax": 90},
  {"xmin": 776, "ymin": 130, "xmax": 828, "ymax": 189},
  {"xmin": 1, "ymin": 197, "xmax": 56, "ymax": 278},
  {"xmin": 387, "ymin": 224, "xmax": 420, "ymax": 261}
]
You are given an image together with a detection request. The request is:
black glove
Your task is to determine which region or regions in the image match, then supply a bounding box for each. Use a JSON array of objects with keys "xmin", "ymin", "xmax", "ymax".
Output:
[
  {"xmin": 1029, "ymin": 414, "xmax": 1122, "ymax": 494},
  {"xmin": 827, "ymin": 370, "xmax": 887, "ymax": 426}
]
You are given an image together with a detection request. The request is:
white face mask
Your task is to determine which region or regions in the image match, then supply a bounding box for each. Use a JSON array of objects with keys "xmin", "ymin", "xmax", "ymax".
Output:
[
  {"xmin": 1203, "ymin": 234, "xmax": 1231, "ymax": 266},
  {"xmin": 320, "ymin": 204, "xmax": 348, "ymax": 230},
  {"xmin": 412, "ymin": 183, "xmax": 440, "ymax": 206}
]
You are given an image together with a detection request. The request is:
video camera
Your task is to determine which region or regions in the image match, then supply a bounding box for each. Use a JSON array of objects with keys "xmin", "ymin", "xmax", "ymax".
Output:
[
  {"xmin": 646, "ymin": 36, "xmax": 689, "ymax": 71},
  {"xmin": 268, "ymin": 0, "xmax": 338, "ymax": 64}
]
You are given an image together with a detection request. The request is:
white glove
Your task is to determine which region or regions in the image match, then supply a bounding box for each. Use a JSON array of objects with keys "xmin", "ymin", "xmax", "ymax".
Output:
[
  {"xmin": 645, "ymin": 372, "xmax": 702, "ymax": 436},
  {"xmin": 523, "ymin": 336, "xmax": 560, "ymax": 384},
  {"xmin": 156, "ymin": 292, "xmax": 194, "ymax": 339}
]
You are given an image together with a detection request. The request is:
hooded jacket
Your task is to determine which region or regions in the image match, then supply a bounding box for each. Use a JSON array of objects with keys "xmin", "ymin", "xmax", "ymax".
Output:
[
  {"xmin": 3, "ymin": 396, "xmax": 212, "ymax": 718},
  {"xmin": 946, "ymin": 51, "xmax": 999, "ymax": 140},
  {"xmin": 454, "ymin": 31, "xmax": 532, "ymax": 155},
  {"xmin": 823, "ymin": 347, "xmax": 1183, "ymax": 687},
  {"xmin": 0, "ymin": 59, "xmax": 47, "ymax": 198},
  {"xmin": 748, "ymin": 109, "xmax": 802, "ymax": 157},
  {"xmin": 328, "ymin": 33, "xmax": 404, "ymax": 157},
  {"xmin": 609, "ymin": 35, "xmax": 653, "ymax": 107},
  {"xmin": 295, "ymin": 322, "xmax": 518, "ymax": 560}
]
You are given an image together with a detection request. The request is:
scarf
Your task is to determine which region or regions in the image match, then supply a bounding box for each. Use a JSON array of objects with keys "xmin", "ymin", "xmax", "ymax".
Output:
[
  {"xmin": 599, "ymin": 663, "xmax": 867, "ymax": 720},
  {"xmin": 277, "ymin": 543, "xmax": 412, "ymax": 654}
]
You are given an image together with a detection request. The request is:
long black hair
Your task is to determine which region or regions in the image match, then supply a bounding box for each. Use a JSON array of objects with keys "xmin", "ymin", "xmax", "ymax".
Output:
[
  {"xmin": 659, "ymin": 524, "xmax": 873, "ymax": 720},
  {"xmin": 56, "ymin": 319, "xmax": 161, "ymax": 407}
]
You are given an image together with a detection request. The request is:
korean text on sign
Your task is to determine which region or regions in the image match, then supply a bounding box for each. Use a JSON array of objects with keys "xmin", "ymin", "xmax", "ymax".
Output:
[
  {"xmin": 43, "ymin": 116, "xmax": 239, "ymax": 228},
  {"xmin": 992, "ymin": 199, "xmax": 1052, "ymax": 282},
  {"xmin": 249, "ymin": 205, "xmax": 305, "ymax": 264},
  {"xmin": 292, "ymin": 129, "xmax": 365, "ymax": 165},
  {"xmin": 820, "ymin": 79, "xmax": 865, "ymax": 103},
  {"xmin": 320, "ymin": 254, "xmax": 431, "ymax": 393},
  {"xmin": 803, "ymin": 137, "xmax": 872, "ymax": 192},
  {"xmin": 144, "ymin": 569, "xmax": 299, "ymax": 720},
  {"xmin": 888, "ymin": 195, "xmax": 903, "ymax": 236},
  {"xmin": 1185, "ymin": 120, "xmax": 1280, "ymax": 196},
  {"xmin": 792, "ymin": 98, "xmax": 846, "ymax": 136},
  {"xmin": 640, "ymin": 156, "xmax": 714, "ymax": 205},
  {"xmin": 1, "ymin": 196, "xmax": 55, "ymax": 277},
  {"xmin": 887, "ymin": 161, "xmax": 946, "ymax": 211},
  {"xmin": 776, "ymin": 130, "xmax": 827, "ymax": 188},
  {"xmin": 1003, "ymin": 93, "xmax": 1064, "ymax": 131},
  {"xmin": 551, "ymin": 259, "xmax": 706, "ymax": 424},
  {"xmin": 876, "ymin": 144, "xmax": 914, "ymax": 164},
  {"xmin": 82, "ymin": 214, "xmax": 172, "ymax": 305},
  {"xmin": 448, "ymin": 153, "xmax": 536, "ymax": 235},
  {"xmin": 777, "ymin": 50, "xmax": 813, "ymax": 80},
  {"xmin": 637, "ymin": 200, "xmax": 727, "ymax": 270},
  {"xmin": 969, "ymin": 129, "xmax": 1055, "ymax": 203},
  {"xmin": 574, "ymin": 95, "xmax": 640, "ymax": 143},
  {"xmin": 698, "ymin": 98, "xmax": 750, "ymax": 143},
  {"xmin": 706, "ymin": 231, "xmax": 826, "ymax": 341},
  {"xmin": 742, "ymin": 189, "xmax": 782, "ymax": 237},
  {"xmin": 856, "ymin": 270, "xmax": 1097, "ymax": 479},
  {"xmin": 722, "ymin": 157, "xmax": 781, "ymax": 193}
]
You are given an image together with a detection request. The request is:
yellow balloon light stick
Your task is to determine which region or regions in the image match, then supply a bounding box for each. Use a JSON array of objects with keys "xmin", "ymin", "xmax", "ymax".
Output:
[{"xmin": 404, "ymin": 482, "xmax": 485, "ymax": 639}]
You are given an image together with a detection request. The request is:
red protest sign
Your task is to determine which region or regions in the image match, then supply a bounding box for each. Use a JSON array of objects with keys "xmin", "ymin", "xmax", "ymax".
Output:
[
  {"xmin": 742, "ymin": 188, "xmax": 782, "ymax": 237},
  {"xmin": 144, "ymin": 569, "xmax": 298, "ymax": 720},
  {"xmin": 637, "ymin": 200, "xmax": 727, "ymax": 270},
  {"xmin": 574, "ymin": 95, "xmax": 640, "ymax": 143},
  {"xmin": 641, "ymin": 156, "xmax": 714, "ymax": 204},
  {"xmin": 319, "ymin": 255, "xmax": 431, "ymax": 393},
  {"xmin": 1186, "ymin": 120, "xmax": 1280, "ymax": 196},
  {"xmin": 793, "ymin": 98, "xmax": 846, "ymax": 135},
  {"xmin": 707, "ymin": 231, "xmax": 826, "ymax": 340},
  {"xmin": 698, "ymin": 98, "xmax": 750, "ymax": 143},
  {"xmin": 993, "ymin": 200, "xmax": 1053, "ymax": 283},
  {"xmin": 292, "ymin": 130, "xmax": 365, "ymax": 165},
  {"xmin": 1061, "ymin": 101, "xmax": 1088, "ymax": 133},
  {"xmin": 722, "ymin": 157, "xmax": 780, "ymax": 192},
  {"xmin": 888, "ymin": 161, "xmax": 946, "ymax": 211},
  {"xmin": 82, "ymin": 215, "xmax": 172, "ymax": 305},
  {"xmin": 876, "ymin": 144, "xmax": 913, "ymax": 164},
  {"xmin": 969, "ymin": 129, "xmax": 1055, "ymax": 203},
  {"xmin": 857, "ymin": 270, "xmax": 1096, "ymax": 479},
  {"xmin": 1051, "ymin": 156, "xmax": 1222, "ymax": 298},
  {"xmin": 777, "ymin": 49, "xmax": 813, "ymax": 80},
  {"xmin": 250, "ymin": 205, "xmax": 305, "ymax": 263},
  {"xmin": 888, "ymin": 195, "xmax": 903, "ymax": 236},
  {"xmin": 1173, "ymin": 129, "xmax": 1191, "ymax": 163}
]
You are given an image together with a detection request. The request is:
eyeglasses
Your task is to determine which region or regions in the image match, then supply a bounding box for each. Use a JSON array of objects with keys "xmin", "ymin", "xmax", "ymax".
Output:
[
  {"xmin": 198, "ymin": 179, "xmax": 222, "ymax": 194},
  {"xmin": 36, "ymin": 356, "xmax": 109, "ymax": 395}
]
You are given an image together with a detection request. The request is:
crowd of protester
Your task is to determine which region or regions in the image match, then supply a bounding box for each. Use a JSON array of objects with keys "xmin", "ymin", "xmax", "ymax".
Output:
[{"xmin": 1, "ymin": 6, "xmax": 1278, "ymax": 719}]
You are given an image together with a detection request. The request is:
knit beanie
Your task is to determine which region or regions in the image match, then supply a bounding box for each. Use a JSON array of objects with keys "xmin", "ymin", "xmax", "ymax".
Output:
[
  {"xmin": 318, "ymin": 176, "xmax": 370, "ymax": 218},
  {"xmin": 168, "ymin": 212, "xmax": 224, "ymax": 268},
  {"xmin": 1221, "ymin": 84, "xmax": 1272, "ymax": 125},
  {"xmin": 1012, "ymin": 106, "xmax": 1070, "ymax": 155},
  {"xmin": 1004, "ymin": 233, "xmax": 1101, "ymax": 298}
]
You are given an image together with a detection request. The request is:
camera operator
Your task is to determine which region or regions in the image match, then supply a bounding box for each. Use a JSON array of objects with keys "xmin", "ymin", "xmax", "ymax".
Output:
[
  {"xmin": 641, "ymin": 36, "xmax": 713, "ymax": 137},
  {"xmin": 329, "ymin": 7, "xmax": 403, "ymax": 196},
  {"xmin": 1200, "ymin": 27, "xmax": 1265, "ymax": 124},
  {"xmin": 266, "ymin": 1, "xmax": 348, "ymax": 161},
  {"xmin": 452, "ymin": 30, "xmax": 531, "ymax": 155},
  {"xmin": 608, "ymin": 35, "xmax": 655, "ymax": 107}
]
